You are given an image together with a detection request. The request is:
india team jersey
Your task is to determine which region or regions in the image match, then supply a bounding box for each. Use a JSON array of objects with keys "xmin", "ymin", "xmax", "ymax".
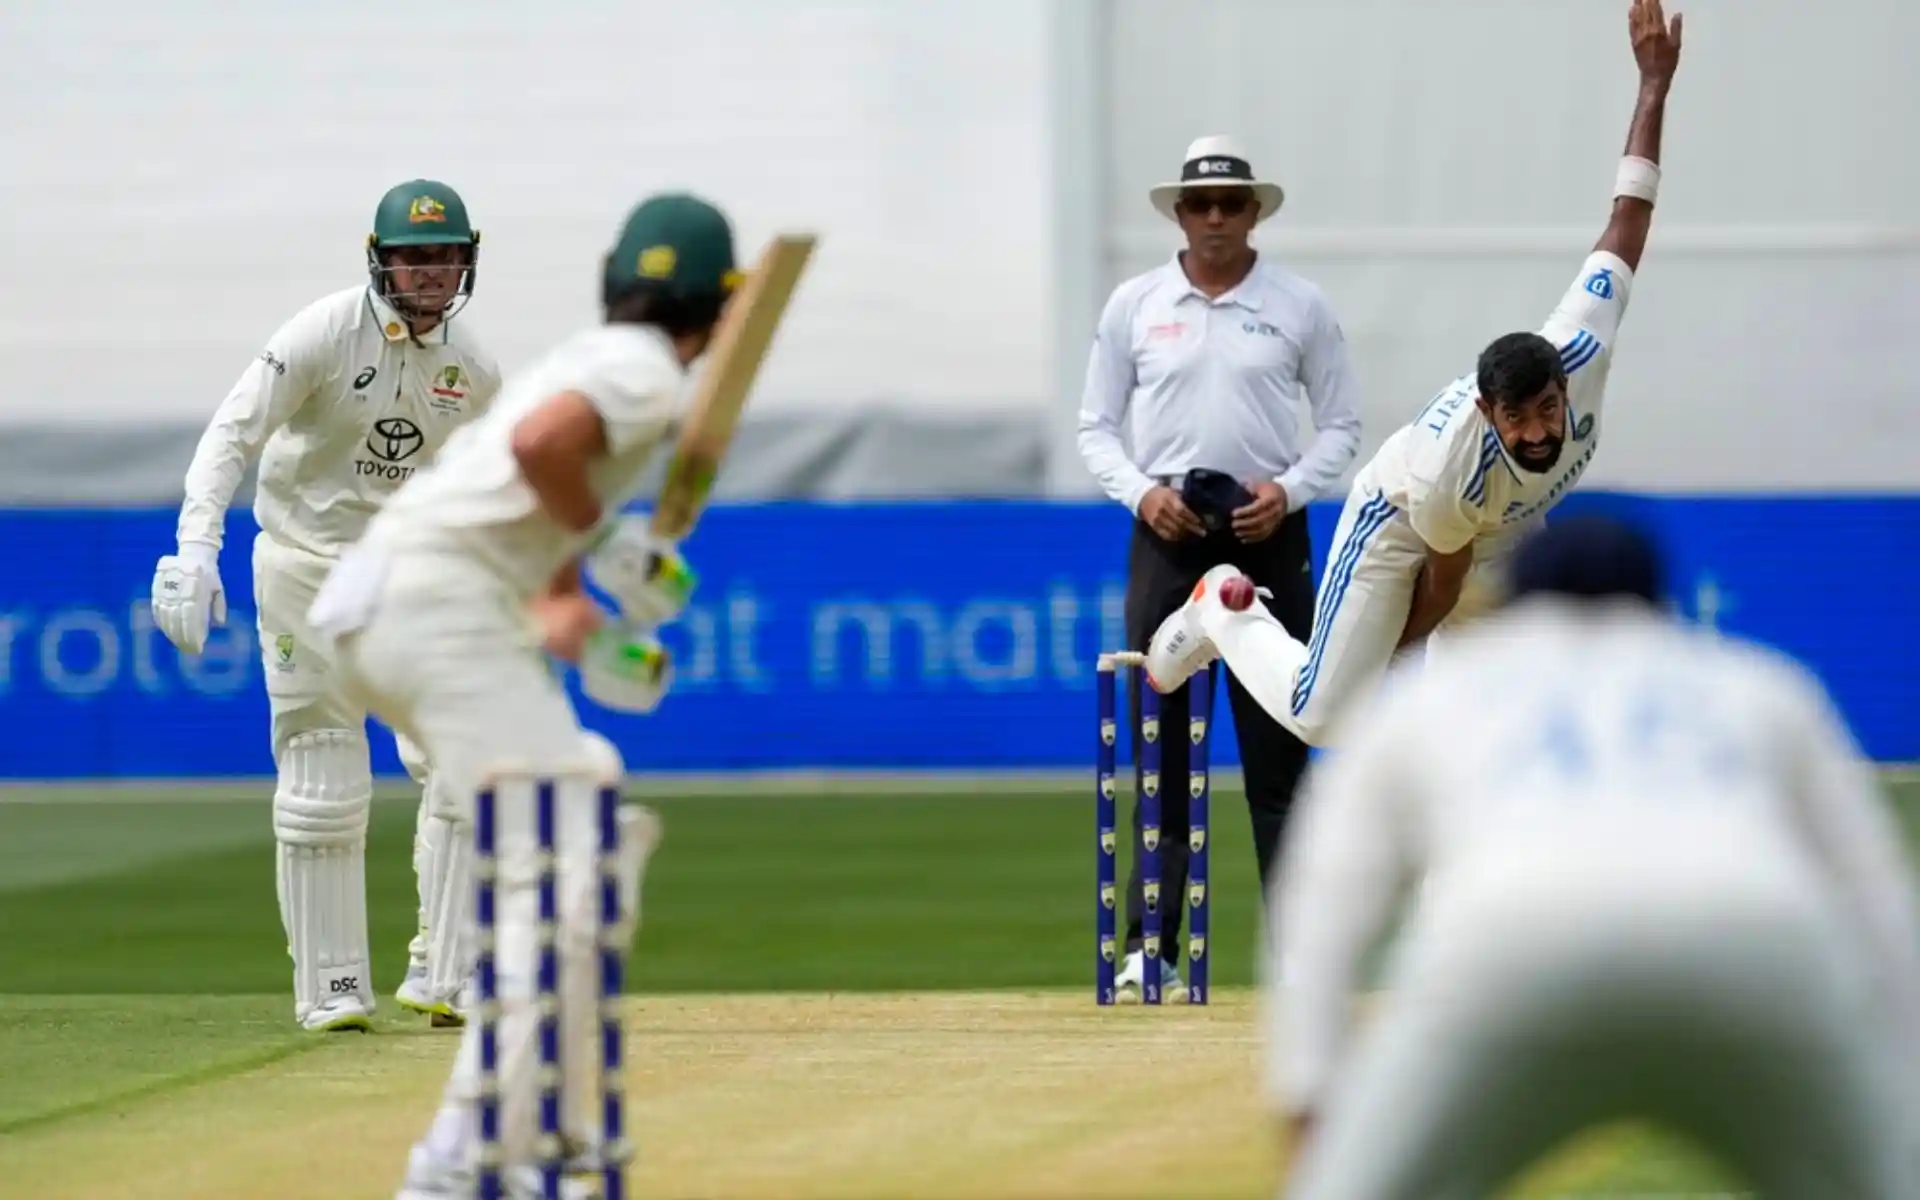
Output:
[
  {"xmin": 1361, "ymin": 251, "xmax": 1634, "ymax": 553},
  {"xmin": 369, "ymin": 323, "xmax": 686, "ymax": 599},
  {"xmin": 1272, "ymin": 599, "xmax": 1920, "ymax": 1111},
  {"xmin": 177, "ymin": 286, "xmax": 500, "ymax": 559}
]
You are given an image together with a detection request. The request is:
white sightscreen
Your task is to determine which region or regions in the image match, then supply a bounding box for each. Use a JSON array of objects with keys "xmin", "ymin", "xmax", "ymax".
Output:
[{"xmin": 0, "ymin": 0, "xmax": 1051, "ymax": 424}]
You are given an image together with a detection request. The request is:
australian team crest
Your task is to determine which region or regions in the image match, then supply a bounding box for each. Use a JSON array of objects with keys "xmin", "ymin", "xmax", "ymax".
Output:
[
  {"xmin": 637, "ymin": 245, "xmax": 677, "ymax": 279},
  {"xmin": 274, "ymin": 633, "xmax": 295, "ymax": 669},
  {"xmin": 432, "ymin": 364, "xmax": 468, "ymax": 401},
  {"xmin": 408, "ymin": 195, "xmax": 447, "ymax": 224}
]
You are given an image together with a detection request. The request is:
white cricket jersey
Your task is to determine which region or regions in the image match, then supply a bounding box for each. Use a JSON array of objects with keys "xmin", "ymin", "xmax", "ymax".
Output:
[
  {"xmin": 367, "ymin": 323, "xmax": 685, "ymax": 600},
  {"xmin": 1271, "ymin": 598, "xmax": 1920, "ymax": 1113},
  {"xmin": 1359, "ymin": 252, "xmax": 1633, "ymax": 553},
  {"xmin": 177, "ymin": 286, "xmax": 500, "ymax": 559}
]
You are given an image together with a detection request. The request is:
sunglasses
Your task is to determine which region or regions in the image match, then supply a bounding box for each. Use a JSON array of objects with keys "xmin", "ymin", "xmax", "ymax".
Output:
[{"xmin": 1179, "ymin": 190, "xmax": 1254, "ymax": 217}]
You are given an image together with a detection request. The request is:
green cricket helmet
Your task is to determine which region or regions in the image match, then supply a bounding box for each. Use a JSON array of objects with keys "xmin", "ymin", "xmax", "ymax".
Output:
[
  {"xmin": 601, "ymin": 193, "xmax": 741, "ymax": 327},
  {"xmin": 366, "ymin": 179, "xmax": 480, "ymax": 323}
]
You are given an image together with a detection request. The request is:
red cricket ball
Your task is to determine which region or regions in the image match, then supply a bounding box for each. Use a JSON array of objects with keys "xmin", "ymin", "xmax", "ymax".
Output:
[{"xmin": 1219, "ymin": 574, "xmax": 1256, "ymax": 612}]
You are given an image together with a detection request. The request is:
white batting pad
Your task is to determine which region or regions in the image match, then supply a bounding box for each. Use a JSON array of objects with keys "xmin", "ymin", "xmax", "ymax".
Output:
[
  {"xmin": 419, "ymin": 803, "xmax": 474, "ymax": 1002},
  {"xmin": 397, "ymin": 732, "xmax": 435, "ymax": 967},
  {"xmin": 409, "ymin": 790, "xmax": 431, "ymax": 969},
  {"xmin": 273, "ymin": 728, "xmax": 374, "ymax": 1018},
  {"xmin": 614, "ymin": 803, "xmax": 663, "ymax": 945}
]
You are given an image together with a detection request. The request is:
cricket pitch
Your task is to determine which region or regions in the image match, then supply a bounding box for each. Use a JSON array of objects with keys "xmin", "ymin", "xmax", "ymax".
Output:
[{"xmin": 1, "ymin": 991, "xmax": 1279, "ymax": 1200}]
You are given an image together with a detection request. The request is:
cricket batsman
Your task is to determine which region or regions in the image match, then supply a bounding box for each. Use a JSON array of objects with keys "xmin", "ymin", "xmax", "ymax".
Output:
[
  {"xmin": 149, "ymin": 180, "xmax": 502, "ymax": 1032},
  {"xmin": 1270, "ymin": 516, "xmax": 1920, "ymax": 1199},
  {"xmin": 307, "ymin": 192, "xmax": 735, "ymax": 1195},
  {"xmin": 1146, "ymin": 0, "xmax": 1683, "ymax": 746}
]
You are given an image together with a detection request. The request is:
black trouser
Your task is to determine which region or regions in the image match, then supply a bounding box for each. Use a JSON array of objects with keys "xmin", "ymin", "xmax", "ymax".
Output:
[{"xmin": 1122, "ymin": 512, "xmax": 1316, "ymax": 958}]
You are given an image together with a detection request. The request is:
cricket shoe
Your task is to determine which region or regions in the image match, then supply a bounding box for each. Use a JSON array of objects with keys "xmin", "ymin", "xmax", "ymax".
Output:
[
  {"xmin": 303, "ymin": 994, "xmax": 374, "ymax": 1033},
  {"xmin": 1143, "ymin": 564, "xmax": 1257, "ymax": 693},
  {"xmin": 396, "ymin": 965, "xmax": 467, "ymax": 1028},
  {"xmin": 1113, "ymin": 948, "xmax": 1189, "ymax": 1005}
]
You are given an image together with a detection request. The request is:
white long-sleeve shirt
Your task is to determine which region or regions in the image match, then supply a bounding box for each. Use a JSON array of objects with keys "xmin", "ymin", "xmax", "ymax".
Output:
[
  {"xmin": 177, "ymin": 286, "xmax": 500, "ymax": 559},
  {"xmin": 1268, "ymin": 597, "xmax": 1920, "ymax": 1117},
  {"xmin": 1361, "ymin": 251, "xmax": 1635, "ymax": 553},
  {"xmin": 365, "ymin": 323, "xmax": 686, "ymax": 601},
  {"xmin": 1076, "ymin": 255, "xmax": 1362, "ymax": 515}
]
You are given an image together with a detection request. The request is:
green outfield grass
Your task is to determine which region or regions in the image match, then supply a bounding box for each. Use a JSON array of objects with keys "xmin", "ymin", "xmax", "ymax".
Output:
[
  {"xmin": 0, "ymin": 786, "xmax": 1273, "ymax": 996},
  {"xmin": 0, "ymin": 775, "xmax": 1913, "ymax": 1198}
]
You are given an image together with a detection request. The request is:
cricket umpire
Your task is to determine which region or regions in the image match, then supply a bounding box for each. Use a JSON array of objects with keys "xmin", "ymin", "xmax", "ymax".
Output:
[{"xmin": 1077, "ymin": 135, "xmax": 1361, "ymax": 1000}]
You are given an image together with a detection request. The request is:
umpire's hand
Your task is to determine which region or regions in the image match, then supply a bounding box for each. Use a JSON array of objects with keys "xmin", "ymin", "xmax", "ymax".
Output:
[
  {"xmin": 1232, "ymin": 481, "xmax": 1289, "ymax": 543},
  {"xmin": 1141, "ymin": 485, "xmax": 1207, "ymax": 541}
]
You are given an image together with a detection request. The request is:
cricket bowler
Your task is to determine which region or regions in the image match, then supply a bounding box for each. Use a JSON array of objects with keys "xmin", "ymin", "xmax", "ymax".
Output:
[
  {"xmin": 149, "ymin": 180, "xmax": 501, "ymax": 1032},
  {"xmin": 1271, "ymin": 516, "xmax": 1920, "ymax": 1199},
  {"xmin": 1146, "ymin": 0, "xmax": 1683, "ymax": 747},
  {"xmin": 307, "ymin": 193, "xmax": 738, "ymax": 1196}
]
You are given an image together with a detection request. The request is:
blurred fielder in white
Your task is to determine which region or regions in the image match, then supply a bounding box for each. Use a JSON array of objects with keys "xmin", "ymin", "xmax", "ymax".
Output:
[
  {"xmin": 149, "ymin": 180, "xmax": 501, "ymax": 1032},
  {"xmin": 307, "ymin": 193, "xmax": 733, "ymax": 1197},
  {"xmin": 1269, "ymin": 515, "xmax": 1920, "ymax": 1199},
  {"xmin": 1146, "ymin": 0, "xmax": 1682, "ymax": 747}
]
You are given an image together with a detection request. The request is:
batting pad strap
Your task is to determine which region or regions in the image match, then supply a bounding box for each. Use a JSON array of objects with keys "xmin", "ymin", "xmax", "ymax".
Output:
[{"xmin": 1614, "ymin": 155, "xmax": 1660, "ymax": 205}]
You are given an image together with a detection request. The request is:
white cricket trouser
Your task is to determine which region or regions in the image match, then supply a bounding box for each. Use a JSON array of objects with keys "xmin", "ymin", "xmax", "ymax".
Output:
[
  {"xmin": 1285, "ymin": 829, "xmax": 1916, "ymax": 1199},
  {"xmin": 254, "ymin": 531, "xmax": 426, "ymax": 768},
  {"xmin": 256, "ymin": 533, "xmax": 449, "ymax": 1002},
  {"xmin": 1208, "ymin": 487, "xmax": 1533, "ymax": 746},
  {"xmin": 329, "ymin": 539, "xmax": 613, "ymax": 1174}
]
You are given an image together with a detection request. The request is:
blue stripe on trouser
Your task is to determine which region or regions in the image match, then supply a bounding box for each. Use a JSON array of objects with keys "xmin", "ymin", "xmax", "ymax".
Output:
[{"xmin": 1292, "ymin": 493, "xmax": 1397, "ymax": 716}]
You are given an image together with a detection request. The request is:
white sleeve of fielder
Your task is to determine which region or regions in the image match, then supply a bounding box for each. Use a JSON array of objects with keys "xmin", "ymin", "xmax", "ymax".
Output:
[
  {"xmin": 1539, "ymin": 251, "xmax": 1634, "ymax": 379},
  {"xmin": 1075, "ymin": 285, "xmax": 1157, "ymax": 515},
  {"xmin": 1777, "ymin": 665, "xmax": 1920, "ymax": 1062},
  {"xmin": 1275, "ymin": 289, "xmax": 1363, "ymax": 512},
  {"xmin": 176, "ymin": 306, "xmax": 327, "ymax": 549},
  {"xmin": 1266, "ymin": 681, "xmax": 1423, "ymax": 1116}
]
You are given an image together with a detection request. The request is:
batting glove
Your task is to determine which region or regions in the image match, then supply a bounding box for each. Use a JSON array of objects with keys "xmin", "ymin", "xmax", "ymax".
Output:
[
  {"xmin": 578, "ymin": 625, "xmax": 674, "ymax": 715},
  {"xmin": 585, "ymin": 516, "xmax": 697, "ymax": 629},
  {"xmin": 150, "ymin": 540, "xmax": 228, "ymax": 655}
]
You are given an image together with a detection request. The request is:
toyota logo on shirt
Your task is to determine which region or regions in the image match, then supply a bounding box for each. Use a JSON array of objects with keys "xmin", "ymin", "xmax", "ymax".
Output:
[{"xmin": 366, "ymin": 418, "xmax": 424, "ymax": 464}]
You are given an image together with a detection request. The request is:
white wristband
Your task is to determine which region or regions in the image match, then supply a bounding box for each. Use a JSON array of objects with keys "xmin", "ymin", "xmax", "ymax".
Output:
[{"xmin": 1614, "ymin": 155, "xmax": 1661, "ymax": 204}]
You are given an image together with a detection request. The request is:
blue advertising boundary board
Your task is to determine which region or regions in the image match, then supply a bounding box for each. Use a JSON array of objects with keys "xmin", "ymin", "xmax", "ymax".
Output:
[{"xmin": 0, "ymin": 494, "xmax": 1913, "ymax": 779}]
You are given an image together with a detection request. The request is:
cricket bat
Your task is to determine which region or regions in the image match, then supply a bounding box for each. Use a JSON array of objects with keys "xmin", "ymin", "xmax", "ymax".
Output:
[{"xmin": 649, "ymin": 232, "xmax": 817, "ymax": 541}]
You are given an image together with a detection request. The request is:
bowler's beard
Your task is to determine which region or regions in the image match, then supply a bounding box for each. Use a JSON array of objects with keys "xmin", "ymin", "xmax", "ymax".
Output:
[{"xmin": 1511, "ymin": 436, "xmax": 1564, "ymax": 474}]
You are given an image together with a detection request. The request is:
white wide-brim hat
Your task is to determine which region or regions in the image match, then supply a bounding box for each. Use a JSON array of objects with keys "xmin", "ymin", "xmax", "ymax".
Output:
[{"xmin": 1148, "ymin": 135, "xmax": 1285, "ymax": 225}]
